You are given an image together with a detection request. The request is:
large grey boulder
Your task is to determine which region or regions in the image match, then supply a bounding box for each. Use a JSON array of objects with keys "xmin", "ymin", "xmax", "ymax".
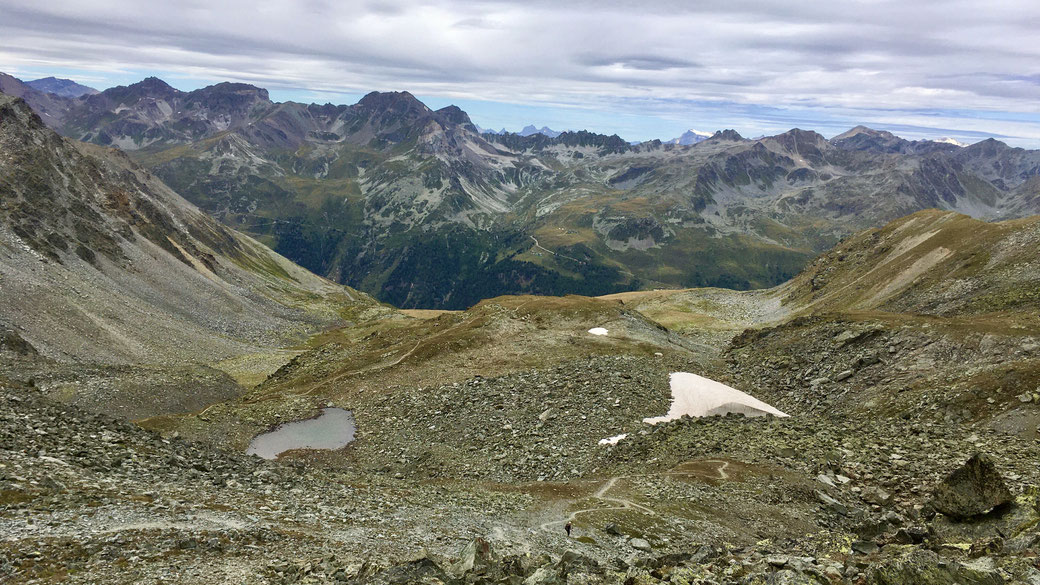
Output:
[{"xmin": 932, "ymin": 453, "xmax": 1013, "ymax": 520}]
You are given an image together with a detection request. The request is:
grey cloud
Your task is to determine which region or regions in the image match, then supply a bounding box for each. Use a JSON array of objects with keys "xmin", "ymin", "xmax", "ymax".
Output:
[
  {"xmin": 577, "ymin": 54, "xmax": 699, "ymax": 71},
  {"xmin": 1, "ymin": 0, "xmax": 1039, "ymax": 142},
  {"xmin": 452, "ymin": 17, "xmax": 502, "ymax": 29}
]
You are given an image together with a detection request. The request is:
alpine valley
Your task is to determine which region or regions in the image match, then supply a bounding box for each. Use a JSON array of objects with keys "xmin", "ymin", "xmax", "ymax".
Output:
[
  {"xmin": 2, "ymin": 71, "xmax": 1040, "ymax": 585},
  {"xmin": 3, "ymin": 72, "xmax": 1039, "ymax": 309}
]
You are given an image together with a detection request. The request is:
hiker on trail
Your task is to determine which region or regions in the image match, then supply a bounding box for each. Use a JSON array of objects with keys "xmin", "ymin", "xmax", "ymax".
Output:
[{"xmin": 565, "ymin": 522, "xmax": 572, "ymax": 537}]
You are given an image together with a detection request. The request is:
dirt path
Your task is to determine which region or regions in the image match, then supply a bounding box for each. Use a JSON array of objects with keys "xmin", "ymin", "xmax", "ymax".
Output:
[
  {"xmin": 537, "ymin": 459, "xmax": 731, "ymax": 533},
  {"xmin": 529, "ymin": 235, "xmax": 587, "ymax": 265}
]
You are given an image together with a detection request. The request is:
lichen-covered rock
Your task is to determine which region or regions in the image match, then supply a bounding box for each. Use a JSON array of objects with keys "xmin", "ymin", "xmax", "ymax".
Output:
[
  {"xmin": 932, "ymin": 453, "xmax": 1013, "ymax": 520},
  {"xmin": 869, "ymin": 550, "xmax": 1004, "ymax": 585}
]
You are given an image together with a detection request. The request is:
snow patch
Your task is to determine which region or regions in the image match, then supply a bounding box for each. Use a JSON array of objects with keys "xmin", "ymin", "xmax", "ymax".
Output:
[
  {"xmin": 588, "ymin": 327, "xmax": 609, "ymax": 336},
  {"xmin": 643, "ymin": 372, "xmax": 788, "ymax": 423},
  {"xmin": 598, "ymin": 434, "xmax": 628, "ymax": 446}
]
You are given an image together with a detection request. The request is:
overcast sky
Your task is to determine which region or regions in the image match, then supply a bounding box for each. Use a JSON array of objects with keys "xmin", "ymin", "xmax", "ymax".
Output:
[{"xmin": 2, "ymin": 0, "xmax": 1040, "ymax": 145}]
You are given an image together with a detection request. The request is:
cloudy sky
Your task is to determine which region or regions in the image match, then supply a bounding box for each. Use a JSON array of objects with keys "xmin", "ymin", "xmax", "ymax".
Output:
[{"xmin": 2, "ymin": 0, "xmax": 1040, "ymax": 145}]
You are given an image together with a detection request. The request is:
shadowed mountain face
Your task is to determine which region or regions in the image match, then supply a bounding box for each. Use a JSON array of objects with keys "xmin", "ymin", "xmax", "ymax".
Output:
[
  {"xmin": 4, "ymin": 72, "xmax": 1040, "ymax": 309},
  {"xmin": 0, "ymin": 93, "xmax": 363, "ymax": 365}
]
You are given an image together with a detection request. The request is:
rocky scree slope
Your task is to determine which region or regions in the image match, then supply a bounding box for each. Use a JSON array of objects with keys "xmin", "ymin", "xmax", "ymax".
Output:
[
  {"xmin": 7, "ymin": 72, "xmax": 1040, "ymax": 308},
  {"xmin": 726, "ymin": 210, "xmax": 1040, "ymax": 435},
  {"xmin": 0, "ymin": 93, "xmax": 371, "ymax": 384}
]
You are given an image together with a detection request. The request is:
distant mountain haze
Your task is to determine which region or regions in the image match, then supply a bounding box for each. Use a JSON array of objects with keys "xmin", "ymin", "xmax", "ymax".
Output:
[
  {"xmin": 477, "ymin": 124, "xmax": 564, "ymax": 137},
  {"xmin": 26, "ymin": 76, "xmax": 99, "ymax": 98},
  {"xmin": 519, "ymin": 125, "xmax": 563, "ymax": 138}
]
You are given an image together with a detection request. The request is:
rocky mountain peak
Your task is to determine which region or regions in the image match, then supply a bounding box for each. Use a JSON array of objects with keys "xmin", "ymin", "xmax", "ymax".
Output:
[
  {"xmin": 833, "ymin": 125, "xmax": 890, "ymax": 140},
  {"xmin": 183, "ymin": 82, "xmax": 272, "ymax": 114},
  {"xmin": 192, "ymin": 81, "xmax": 270, "ymax": 101},
  {"xmin": 709, "ymin": 129, "xmax": 744, "ymax": 141},
  {"xmin": 97, "ymin": 76, "xmax": 182, "ymax": 105},
  {"xmin": 776, "ymin": 127, "xmax": 828, "ymax": 143},
  {"xmin": 434, "ymin": 104, "xmax": 477, "ymax": 130},
  {"xmin": 830, "ymin": 125, "xmax": 910, "ymax": 153},
  {"xmin": 767, "ymin": 128, "xmax": 831, "ymax": 159},
  {"xmin": 964, "ymin": 137, "xmax": 1013, "ymax": 155},
  {"xmin": 126, "ymin": 76, "xmax": 180, "ymax": 95},
  {"xmin": 356, "ymin": 90, "xmax": 430, "ymax": 115}
]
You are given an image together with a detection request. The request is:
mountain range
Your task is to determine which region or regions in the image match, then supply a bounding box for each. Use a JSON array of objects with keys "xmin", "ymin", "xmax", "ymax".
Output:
[
  {"xmin": 2, "ymin": 72, "xmax": 1039, "ymax": 310},
  {"xmin": 518, "ymin": 124, "xmax": 563, "ymax": 138},
  {"xmin": 477, "ymin": 124, "xmax": 564, "ymax": 137}
]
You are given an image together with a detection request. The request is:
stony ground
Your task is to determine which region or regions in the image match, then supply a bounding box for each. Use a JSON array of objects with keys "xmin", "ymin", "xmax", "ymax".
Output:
[{"xmin": 4, "ymin": 362, "xmax": 1040, "ymax": 584}]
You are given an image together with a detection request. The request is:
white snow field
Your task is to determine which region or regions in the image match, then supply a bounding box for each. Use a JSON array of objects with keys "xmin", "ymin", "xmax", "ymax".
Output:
[
  {"xmin": 588, "ymin": 327, "xmax": 608, "ymax": 336},
  {"xmin": 643, "ymin": 372, "xmax": 788, "ymax": 424}
]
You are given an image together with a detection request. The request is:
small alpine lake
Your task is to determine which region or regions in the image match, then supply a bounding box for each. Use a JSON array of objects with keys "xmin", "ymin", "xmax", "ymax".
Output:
[{"xmin": 246, "ymin": 408, "xmax": 356, "ymax": 459}]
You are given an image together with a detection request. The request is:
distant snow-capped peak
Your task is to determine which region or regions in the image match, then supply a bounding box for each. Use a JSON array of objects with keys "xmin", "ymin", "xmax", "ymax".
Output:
[{"xmin": 666, "ymin": 129, "xmax": 713, "ymax": 145}]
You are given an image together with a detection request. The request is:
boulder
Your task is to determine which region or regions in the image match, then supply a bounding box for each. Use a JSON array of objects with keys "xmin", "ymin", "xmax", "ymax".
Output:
[
  {"xmin": 555, "ymin": 550, "xmax": 602, "ymax": 577},
  {"xmin": 629, "ymin": 537, "xmax": 652, "ymax": 551},
  {"xmin": 835, "ymin": 369, "xmax": 855, "ymax": 382},
  {"xmin": 689, "ymin": 544, "xmax": 722, "ymax": 564},
  {"xmin": 932, "ymin": 453, "xmax": 1013, "ymax": 520},
  {"xmin": 524, "ymin": 566, "xmax": 562, "ymax": 585},
  {"xmin": 815, "ymin": 490, "xmax": 849, "ymax": 516},
  {"xmin": 455, "ymin": 537, "xmax": 494, "ymax": 575},
  {"xmin": 380, "ymin": 557, "xmax": 453, "ymax": 584}
]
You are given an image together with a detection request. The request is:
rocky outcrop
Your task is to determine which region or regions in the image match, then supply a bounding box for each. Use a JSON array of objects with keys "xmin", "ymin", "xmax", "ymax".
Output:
[{"xmin": 0, "ymin": 329, "xmax": 37, "ymax": 357}]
